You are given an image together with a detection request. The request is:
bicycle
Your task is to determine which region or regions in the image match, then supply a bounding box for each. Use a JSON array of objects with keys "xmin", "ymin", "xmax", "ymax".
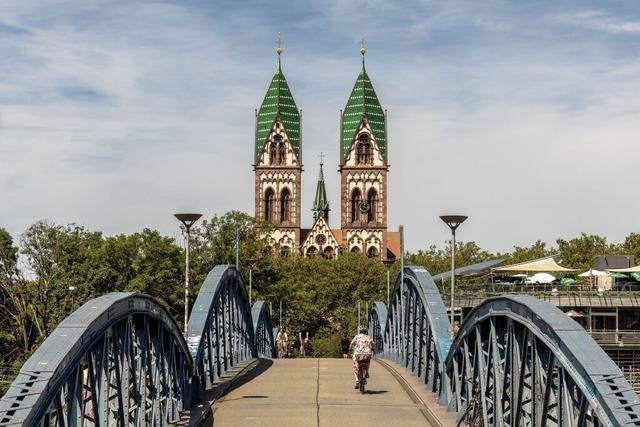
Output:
[{"xmin": 356, "ymin": 359, "xmax": 369, "ymax": 394}]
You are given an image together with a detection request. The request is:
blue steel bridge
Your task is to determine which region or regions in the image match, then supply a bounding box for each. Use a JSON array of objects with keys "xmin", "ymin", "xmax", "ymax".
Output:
[{"xmin": 1, "ymin": 264, "xmax": 639, "ymax": 426}]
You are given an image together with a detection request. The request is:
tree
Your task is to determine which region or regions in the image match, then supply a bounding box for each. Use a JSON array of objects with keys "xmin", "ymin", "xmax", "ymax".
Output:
[
  {"xmin": 407, "ymin": 240, "xmax": 496, "ymax": 276},
  {"xmin": 125, "ymin": 229, "xmax": 184, "ymax": 318},
  {"xmin": 0, "ymin": 228, "xmax": 32, "ymax": 356},
  {"xmin": 504, "ymin": 240, "xmax": 553, "ymax": 264},
  {"xmin": 618, "ymin": 233, "xmax": 640, "ymax": 262},
  {"xmin": 20, "ymin": 221, "xmax": 104, "ymax": 339},
  {"xmin": 556, "ymin": 233, "xmax": 609, "ymax": 270},
  {"xmin": 189, "ymin": 211, "xmax": 271, "ymax": 293}
]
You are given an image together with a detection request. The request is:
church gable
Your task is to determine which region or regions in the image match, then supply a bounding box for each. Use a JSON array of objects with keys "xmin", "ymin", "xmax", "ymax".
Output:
[
  {"xmin": 343, "ymin": 120, "xmax": 385, "ymax": 167},
  {"xmin": 301, "ymin": 216, "xmax": 340, "ymax": 258},
  {"xmin": 256, "ymin": 118, "xmax": 300, "ymax": 166}
]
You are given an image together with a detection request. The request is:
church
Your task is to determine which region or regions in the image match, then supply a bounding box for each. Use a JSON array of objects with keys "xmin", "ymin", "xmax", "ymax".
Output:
[{"xmin": 252, "ymin": 41, "xmax": 399, "ymax": 261}]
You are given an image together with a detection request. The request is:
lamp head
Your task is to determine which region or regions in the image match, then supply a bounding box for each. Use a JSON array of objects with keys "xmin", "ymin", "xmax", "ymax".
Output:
[
  {"xmin": 440, "ymin": 215, "xmax": 468, "ymax": 231},
  {"xmin": 174, "ymin": 213, "xmax": 203, "ymax": 230}
]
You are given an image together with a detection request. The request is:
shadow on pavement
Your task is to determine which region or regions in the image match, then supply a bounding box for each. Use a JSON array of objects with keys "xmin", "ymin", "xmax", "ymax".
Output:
[
  {"xmin": 365, "ymin": 390, "xmax": 389, "ymax": 395},
  {"xmin": 225, "ymin": 358, "xmax": 274, "ymax": 395}
]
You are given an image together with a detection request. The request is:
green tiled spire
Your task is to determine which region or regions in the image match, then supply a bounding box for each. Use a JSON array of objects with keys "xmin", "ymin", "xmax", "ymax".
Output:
[
  {"xmin": 255, "ymin": 53, "xmax": 301, "ymax": 162},
  {"xmin": 312, "ymin": 160, "xmax": 330, "ymax": 221},
  {"xmin": 340, "ymin": 51, "xmax": 386, "ymax": 163}
]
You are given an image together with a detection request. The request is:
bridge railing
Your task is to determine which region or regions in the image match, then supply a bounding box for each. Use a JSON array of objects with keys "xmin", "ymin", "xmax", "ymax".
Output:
[
  {"xmin": 369, "ymin": 266, "xmax": 452, "ymax": 401},
  {"xmin": 0, "ymin": 293, "xmax": 192, "ymax": 426}
]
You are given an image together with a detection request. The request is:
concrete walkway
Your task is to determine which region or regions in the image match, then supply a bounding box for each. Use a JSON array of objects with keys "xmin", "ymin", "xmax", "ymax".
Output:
[{"xmin": 211, "ymin": 358, "xmax": 442, "ymax": 426}]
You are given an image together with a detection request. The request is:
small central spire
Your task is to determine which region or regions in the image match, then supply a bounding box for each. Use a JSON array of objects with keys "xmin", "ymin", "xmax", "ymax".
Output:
[
  {"xmin": 312, "ymin": 155, "xmax": 330, "ymax": 222},
  {"xmin": 360, "ymin": 37, "xmax": 367, "ymax": 69}
]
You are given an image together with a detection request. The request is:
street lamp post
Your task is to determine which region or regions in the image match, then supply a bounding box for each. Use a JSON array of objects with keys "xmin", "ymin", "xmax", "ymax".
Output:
[
  {"xmin": 382, "ymin": 259, "xmax": 394, "ymax": 305},
  {"xmin": 245, "ymin": 258, "xmax": 256, "ymax": 306},
  {"xmin": 440, "ymin": 215, "xmax": 468, "ymax": 333},
  {"xmin": 175, "ymin": 213, "xmax": 203, "ymax": 336},
  {"xmin": 235, "ymin": 228, "xmax": 240, "ymax": 270}
]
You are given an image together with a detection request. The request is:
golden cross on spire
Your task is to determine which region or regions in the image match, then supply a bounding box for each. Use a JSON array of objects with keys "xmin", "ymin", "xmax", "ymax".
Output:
[
  {"xmin": 360, "ymin": 37, "xmax": 367, "ymax": 55},
  {"xmin": 318, "ymin": 152, "xmax": 325, "ymax": 165},
  {"xmin": 276, "ymin": 32, "xmax": 283, "ymax": 55}
]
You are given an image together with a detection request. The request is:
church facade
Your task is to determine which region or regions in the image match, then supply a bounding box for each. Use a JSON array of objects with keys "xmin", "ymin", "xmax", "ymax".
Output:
[{"xmin": 253, "ymin": 45, "xmax": 399, "ymax": 261}]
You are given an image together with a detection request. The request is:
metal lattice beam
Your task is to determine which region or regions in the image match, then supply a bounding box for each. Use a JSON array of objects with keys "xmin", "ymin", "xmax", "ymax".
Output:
[
  {"xmin": 252, "ymin": 301, "xmax": 276, "ymax": 359},
  {"xmin": 186, "ymin": 265, "xmax": 258, "ymax": 394},
  {"xmin": 0, "ymin": 293, "xmax": 192, "ymax": 426},
  {"xmin": 445, "ymin": 295, "xmax": 640, "ymax": 426},
  {"xmin": 369, "ymin": 266, "xmax": 453, "ymax": 401}
]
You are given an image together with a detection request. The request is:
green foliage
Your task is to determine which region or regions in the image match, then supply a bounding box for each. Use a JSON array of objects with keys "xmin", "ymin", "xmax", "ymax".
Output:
[
  {"xmin": 556, "ymin": 233, "xmax": 610, "ymax": 270},
  {"xmin": 255, "ymin": 254, "xmax": 389, "ymax": 358},
  {"xmin": 407, "ymin": 240, "xmax": 495, "ymax": 276},
  {"xmin": 1, "ymin": 213, "xmax": 640, "ymax": 377},
  {"xmin": 503, "ymin": 240, "xmax": 552, "ymax": 264},
  {"xmin": 189, "ymin": 211, "xmax": 270, "ymax": 294}
]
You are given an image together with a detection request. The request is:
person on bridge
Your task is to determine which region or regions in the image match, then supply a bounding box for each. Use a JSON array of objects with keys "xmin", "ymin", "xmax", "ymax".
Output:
[
  {"xmin": 276, "ymin": 329, "xmax": 288, "ymax": 358},
  {"xmin": 349, "ymin": 327, "xmax": 373, "ymax": 388}
]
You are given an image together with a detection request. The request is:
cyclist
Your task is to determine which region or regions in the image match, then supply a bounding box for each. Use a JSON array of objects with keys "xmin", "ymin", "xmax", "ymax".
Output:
[{"xmin": 350, "ymin": 327, "xmax": 373, "ymax": 388}]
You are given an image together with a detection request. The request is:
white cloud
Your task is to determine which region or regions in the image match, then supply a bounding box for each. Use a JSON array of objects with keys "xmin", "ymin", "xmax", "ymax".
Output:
[{"xmin": 553, "ymin": 9, "xmax": 640, "ymax": 34}]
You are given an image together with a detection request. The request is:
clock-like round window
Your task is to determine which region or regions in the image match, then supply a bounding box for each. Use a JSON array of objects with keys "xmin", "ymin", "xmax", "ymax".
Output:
[{"xmin": 315, "ymin": 234, "xmax": 326, "ymax": 245}]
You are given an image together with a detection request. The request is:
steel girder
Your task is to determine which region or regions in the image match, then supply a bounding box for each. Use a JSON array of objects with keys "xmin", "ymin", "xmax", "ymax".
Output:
[
  {"xmin": 445, "ymin": 295, "xmax": 640, "ymax": 427},
  {"xmin": 186, "ymin": 265, "xmax": 257, "ymax": 394},
  {"xmin": 0, "ymin": 293, "xmax": 192, "ymax": 427},
  {"xmin": 251, "ymin": 301, "xmax": 276, "ymax": 359},
  {"xmin": 368, "ymin": 302, "xmax": 387, "ymax": 355},
  {"xmin": 369, "ymin": 266, "xmax": 453, "ymax": 401}
]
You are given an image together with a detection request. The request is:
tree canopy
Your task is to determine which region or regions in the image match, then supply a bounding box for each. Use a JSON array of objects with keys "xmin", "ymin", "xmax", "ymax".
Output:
[{"xmin": 1, "ymin": 214, "xmax": 638, "ymax": 392}]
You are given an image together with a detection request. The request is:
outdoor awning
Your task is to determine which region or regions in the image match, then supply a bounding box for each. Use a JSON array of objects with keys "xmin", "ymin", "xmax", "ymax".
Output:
[
  {"xmin": 608, "ymin": 265, "xmax": 640, "ymax": 273},
  {"xmin": 432, "ymin": 259, "xmax": 504, "ymax": 281},
  {"xmin": 578, "ymin": 269, "xmax": 609, "ymax": 277},
  {"xmin": 492, "ymin": 256, "xmax": 576, "ymax": 272}
]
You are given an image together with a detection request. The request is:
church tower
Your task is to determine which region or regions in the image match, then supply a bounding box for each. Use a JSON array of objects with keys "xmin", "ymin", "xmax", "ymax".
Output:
[
  {"xmin": 254, "ymin": 39, "xmax": 302, "ymax": 255},
  {"xmin": 339, "ymin": 42, "xmax": 389, "ymax": 260}
]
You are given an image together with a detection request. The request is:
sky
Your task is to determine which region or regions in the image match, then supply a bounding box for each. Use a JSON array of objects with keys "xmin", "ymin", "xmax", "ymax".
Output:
[{"xmin": 1, "ymin": 0, "xmax": 639, "ymax": 253}]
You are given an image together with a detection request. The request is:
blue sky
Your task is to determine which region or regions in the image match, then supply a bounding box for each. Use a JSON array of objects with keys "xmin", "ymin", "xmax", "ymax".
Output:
[{"xmin": 1, "ymin": 0, "xmax": 640, "ymax": 253}]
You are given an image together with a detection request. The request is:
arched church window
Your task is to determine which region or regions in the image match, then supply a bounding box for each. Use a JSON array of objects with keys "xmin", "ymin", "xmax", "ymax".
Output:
[
  {"xmin": 367, "ymin": 188, "xmax": 377, "ymax": 223},
  {"xmin": 351, "ymin": 188, "xmax": 362, "ymax": 223},
  {"xmin": 307, "ymin": 246, "xmax": 318, "ymax": 257},
  {"xmin": 280, "ymin": 188, "xmax": 291, "ymax": 223},
  {"xmin": 367, "ymin": 246, "xmax": 378, "ymax": 259},
  {"xmin": 350, "ymin": 246, "xmax": 361, "ymax": 254},
  {"xmin": 264, "ymin": 188, "xmax": 275, "ymax": 222},
  {"xmin": 269, "ymin": 140, "xmax": 277, "ymax": 164},
  {"xmin": 323, "ymin": 246, "xmax": 335, "ymax": 259},
  {"xmin": 280, "ymin": 246, "xmax": 290, "ymax": 257},
  {"xmin": 356, "ymin": 133, "xmax": 372, "ymax": 165}
]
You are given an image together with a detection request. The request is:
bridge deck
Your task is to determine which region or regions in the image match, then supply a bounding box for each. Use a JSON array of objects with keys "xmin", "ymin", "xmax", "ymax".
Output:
[{"xmin": 211, "ymin": 358, "xmax": 441, "ymax": 426}]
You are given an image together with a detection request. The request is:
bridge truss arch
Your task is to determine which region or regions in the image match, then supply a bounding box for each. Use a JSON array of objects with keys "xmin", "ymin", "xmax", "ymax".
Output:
[
  {"xmin": 445, "ymin": 295, "xmax": 640, "ymax": 426},
  {"xmin": 370, "ymin": 266, "xmax": 453, "ymax": 399},
  {"xmin": 186, "ymin": 265, "xmax": 257, "ymax": 394},
  {"xmin": 368, "ymin": 301, "xmax": 387, "ymax": 354},
  {"xmin": 252, "ymin": 301, "xmax": 276, "ymax": 358},
  {"xmin": 0, "ymin": 293, "xmax": 192, "ymax": 426}
]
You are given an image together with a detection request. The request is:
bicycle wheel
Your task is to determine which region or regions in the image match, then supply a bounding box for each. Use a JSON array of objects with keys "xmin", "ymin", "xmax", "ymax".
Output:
[{"xmin": 359, "ymin": 368, "xmax": 366, "ymax": 394}]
